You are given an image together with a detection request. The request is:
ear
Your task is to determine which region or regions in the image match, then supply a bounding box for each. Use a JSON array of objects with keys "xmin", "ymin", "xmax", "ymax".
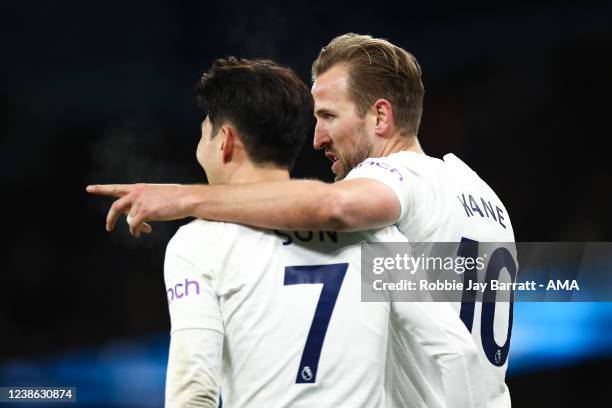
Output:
[
  {"xmin": 220, "ymin": 125, "xmax": 235, "ymax": 163},
  {"xmin": 372, "ymin": 99, "xmax": 394, "ymax": 137}
]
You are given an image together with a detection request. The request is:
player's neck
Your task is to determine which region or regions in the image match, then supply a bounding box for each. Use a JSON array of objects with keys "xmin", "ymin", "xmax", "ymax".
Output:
[
  {"xmin": 376, "ymin": 134, "xmax": 424, "ymax": 158},
  {"xmin": 225, "ymin": 164, "xmax": 290, "ymax": 184}
]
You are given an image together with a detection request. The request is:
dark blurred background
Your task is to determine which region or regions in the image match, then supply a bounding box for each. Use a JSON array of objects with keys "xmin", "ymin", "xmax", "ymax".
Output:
[{"xmin": 1, "ymin": 0, "xmax": 611, "ymax": 406}]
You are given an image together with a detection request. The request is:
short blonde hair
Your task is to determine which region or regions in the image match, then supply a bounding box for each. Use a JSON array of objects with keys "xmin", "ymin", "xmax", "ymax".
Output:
[{"xmin": 312, "ymin": 33, "xmax": 424, "ymax": 136}]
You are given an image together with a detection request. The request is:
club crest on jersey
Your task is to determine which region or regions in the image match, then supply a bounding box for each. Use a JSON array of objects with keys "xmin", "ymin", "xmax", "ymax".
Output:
[{"xmin": 301, "ymin": 366, "xmax": 313, "ymax": 381}]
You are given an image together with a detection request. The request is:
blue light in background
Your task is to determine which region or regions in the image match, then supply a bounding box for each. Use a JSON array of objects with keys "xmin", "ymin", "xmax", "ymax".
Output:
[
  {"xmin": 2, "ymin": 303, "xmax": 612, "ymax": 406},
  {"xmin": 508, "ymin": 302, "xmax": 612, "ymax": 374},
  {"xmin": 0, "ymin": 335, "xmax": 169, "ymax": 407}
]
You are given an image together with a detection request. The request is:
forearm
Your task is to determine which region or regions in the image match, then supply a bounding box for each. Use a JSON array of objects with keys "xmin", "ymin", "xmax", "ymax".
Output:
[
  {"xmin": 165, "ymin": 329, "xmax": 222, "ymax": 408},
  {"xmin": 181, "ymin": 179, "xmax": 399, "ymax": 232},
  {"xmin": 183, "ymin": 180, "xmax": 346, "ymax": 231}
]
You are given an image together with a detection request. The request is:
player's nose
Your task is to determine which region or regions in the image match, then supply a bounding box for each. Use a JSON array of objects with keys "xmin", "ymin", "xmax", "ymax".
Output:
[{"xmin": 313, "ymin": 122, "xmax": 330, "ymax": 150}]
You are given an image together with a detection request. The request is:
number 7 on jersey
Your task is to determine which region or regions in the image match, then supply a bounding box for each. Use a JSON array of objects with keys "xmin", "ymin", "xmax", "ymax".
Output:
[{"xmin": 284, "ymin": 263, "xmax": 348, "ymax": 384}]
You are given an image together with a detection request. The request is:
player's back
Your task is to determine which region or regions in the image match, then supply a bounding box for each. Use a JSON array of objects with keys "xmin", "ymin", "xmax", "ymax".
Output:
[
  {"xmin": 167, "ymin": 220, "xmax": 402, "ymax": 408},
  {"xmin": 349, "ymin": 151, "xmax": 516, "ymax": 407},
  {"xmin": 400, "ymin": 151, "xmax": 515, "ymax": 244},
  {"xmin": 400, "ymin": 152, "xmax": 515, "ymax": 407}
]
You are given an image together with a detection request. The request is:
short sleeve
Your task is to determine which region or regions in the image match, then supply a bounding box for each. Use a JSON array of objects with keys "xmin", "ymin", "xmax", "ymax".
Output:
[
  {"xmin": 345, "ymin": 157, "xmax": 413, "ymax": 225},
  {"xmin": 164, "ymin": 223, "xmax": 224, "ymax": 335}
]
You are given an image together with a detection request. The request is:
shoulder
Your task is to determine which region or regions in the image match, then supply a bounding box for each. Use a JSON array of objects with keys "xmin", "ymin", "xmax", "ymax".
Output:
[
  {"xmin": 164, "ymin": 220, "xmax": 238, "ymax": 284},
  {"xmin": 392, "ymin": 151, "xmax": 446, "ymax": 175},
  {"xmin": 347, "ymin": 151, "xmax": 445, "ymax": 182},
  {"xmin": 169, "ymin": 219, "xmax": 219, "ymax": 248},
  {"xmin": 347, "ymin": 154, "xmax": 409, "ymax": 182},
  {"xmin": 167, "ymin": 219, "xmax": 269, "ymax": 264},
  {"xmin": 175, "ymin": 218, "xmax": 228, "ymax": 238},
  {"xmin": 442, "ymin": 153, "xmax": 486, "ymax": 184},
  {"xmin": 442, "ymin": 153, "xmax": 505, "ymax": 201},
  {"xmin": 166, "ymin": 219, "xmax": 242, "ymax": 260}
]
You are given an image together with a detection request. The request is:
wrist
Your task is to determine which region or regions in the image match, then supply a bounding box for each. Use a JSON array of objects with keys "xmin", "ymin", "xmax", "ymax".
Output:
[{"xmin": 177, "ymin": 184, "xmax": 208, "ymax": 219}]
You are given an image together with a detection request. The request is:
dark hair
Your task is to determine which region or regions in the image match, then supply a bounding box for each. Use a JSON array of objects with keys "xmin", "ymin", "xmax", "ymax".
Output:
[{"xmin": 196, "ymin": 57, "xmax": 314, "ymax": 169}]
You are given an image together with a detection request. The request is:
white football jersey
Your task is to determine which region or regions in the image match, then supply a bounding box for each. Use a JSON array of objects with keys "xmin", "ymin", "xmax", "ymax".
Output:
[
  {"xmin": 164, "ymin": 220, "xmax": 406, "ymax": 407},
  {"xmin": 346, "ymin": 151, "xmax": 516, "ymax": 408}
]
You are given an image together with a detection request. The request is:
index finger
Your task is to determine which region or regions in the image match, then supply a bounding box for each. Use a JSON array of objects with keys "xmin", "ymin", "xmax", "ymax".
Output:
[
  {"xmin": 86, "ymin": 184, "xmax": 134, "ymax": 198},
  {"xmin": 106, "ymin": 194, "xmax": 133, "ymax": 231}
]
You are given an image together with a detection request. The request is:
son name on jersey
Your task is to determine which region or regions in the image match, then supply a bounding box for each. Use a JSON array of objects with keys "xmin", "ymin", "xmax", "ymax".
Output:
[{"xmin": 274, "ymin": 230, "xmax": 338, "ymax": 246}]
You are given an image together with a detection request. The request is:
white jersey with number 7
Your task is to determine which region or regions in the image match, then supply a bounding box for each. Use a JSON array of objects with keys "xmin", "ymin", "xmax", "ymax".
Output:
[{"xmin": 165, "ymin": 221, "xmax": 405, "ymax": 407}]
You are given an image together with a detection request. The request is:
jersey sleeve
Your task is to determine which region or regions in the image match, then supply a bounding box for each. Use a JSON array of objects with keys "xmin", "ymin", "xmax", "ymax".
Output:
[
  {"xmin": 164, "ymin": 222, "xmax": 224, "ymax": 334},
  {"xmin": 345, "ymin": 157, "xmax": 413, "ymax": 226},
  {"xmin": 165, "ymin": 329, "xmax": 222, "ymax": 408},
  {"xmin": 164, "ymin": 221, "xmax": 228, "ymax": 407}
]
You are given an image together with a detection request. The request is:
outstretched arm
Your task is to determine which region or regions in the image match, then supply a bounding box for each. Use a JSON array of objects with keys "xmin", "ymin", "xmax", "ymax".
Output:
[{"xmin": 86, "ymin": 178, "xmax": 400, "ymax": 236}]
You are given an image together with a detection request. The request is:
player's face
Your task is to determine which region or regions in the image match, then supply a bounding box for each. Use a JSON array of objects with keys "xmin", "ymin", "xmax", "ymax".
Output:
[
  {"xmin": 196, "ymin": 117, "xmax": 222, "ymax": 184},
  {"xmin": 312, "ymin": 64, "xmax": 374, "ymax": 181}
]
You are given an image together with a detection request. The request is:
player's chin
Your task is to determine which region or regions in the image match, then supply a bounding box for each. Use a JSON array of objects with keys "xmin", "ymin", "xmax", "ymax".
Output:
[
  {"xmin": 333, "ymin": 163, "xmax": 351, "ymax": 181},
  {"xmin": 333, "ymin": 170, "xmax": 348, "ymax": 181}
]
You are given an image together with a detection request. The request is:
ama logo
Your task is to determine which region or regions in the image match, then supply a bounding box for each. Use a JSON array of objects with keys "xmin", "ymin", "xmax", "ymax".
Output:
[{"xmin": 546, "ymin": 280, "xmax": 580, "ymax": 290}]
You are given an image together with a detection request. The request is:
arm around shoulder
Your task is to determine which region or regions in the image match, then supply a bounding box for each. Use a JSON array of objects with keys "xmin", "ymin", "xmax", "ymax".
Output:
[
  {"xmin": 328, "ymin": 178, "xmax": 401, "ymax": 231},
  {"xmin": 183, "ymin": 178, "xmax": 400, "ymax": 232}
]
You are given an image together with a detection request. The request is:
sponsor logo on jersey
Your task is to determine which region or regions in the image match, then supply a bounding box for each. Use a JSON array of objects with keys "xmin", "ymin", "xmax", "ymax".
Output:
[
  {"xmin": 166, "ymin": 278, "xmax": 201, "ymax": 303},
  {"xmin": 354, "ymin": 160, "xmax": 405, "ymax": 181}
]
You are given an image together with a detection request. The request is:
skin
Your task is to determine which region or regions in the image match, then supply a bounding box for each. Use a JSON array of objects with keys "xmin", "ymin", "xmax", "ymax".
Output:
[
  {"xmin": 197, "ymin": 118, "xmax": 290, "ymax": 185},
  {"xmin": 312, "ymin": 64, "xmax": 374, "ymax": 181},
  {"xmin": 89, "ymin": 64, "xmax": 485, "ymax": 408},
  {"xmin": 87, "ymin": 64, "xmax": 424, "ymax": 236}
]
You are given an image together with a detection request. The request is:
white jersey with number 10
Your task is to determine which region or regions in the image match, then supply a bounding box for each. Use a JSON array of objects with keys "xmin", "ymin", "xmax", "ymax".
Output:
[{"xmin": 347, "ymin": 151, "xmax": 517, "ymax": 408}]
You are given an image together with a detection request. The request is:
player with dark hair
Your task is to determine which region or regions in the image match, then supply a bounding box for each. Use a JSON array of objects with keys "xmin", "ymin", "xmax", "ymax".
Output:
[
  {"xmin": 90, "ymin": 34, "xmax": 511, "ymax": 406},
  {"xmin": 194, "ymin": 57, "xmax": 313, "ymax": 170},
  {"xmin": 154, "ymin": 57, "xmax": 481, "ymax": 407}
]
